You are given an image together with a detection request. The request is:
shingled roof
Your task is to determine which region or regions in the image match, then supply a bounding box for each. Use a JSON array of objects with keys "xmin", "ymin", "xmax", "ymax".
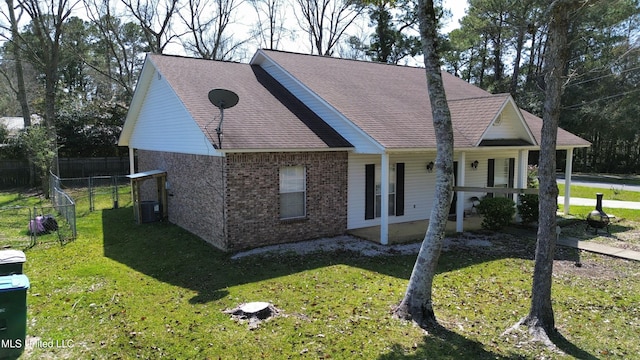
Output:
[
  {"xmin": 146, "ymin": 54, "xmax": 352, "ymax": 150},
  {"xmin": 122, "ymin": 51, "xmax": 589, "ymax": 154},
  {"xmin": 255, "ymin": 49, "xmax": 590, "ymax": 150}
]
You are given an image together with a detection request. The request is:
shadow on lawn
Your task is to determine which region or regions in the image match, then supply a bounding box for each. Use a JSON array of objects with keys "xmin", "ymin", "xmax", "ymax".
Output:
[
  {"xmin": 103, "ymin": 207, "xmax": 581, "ymax": 303},
  {"xmin": 102, "ymin": 207, "xmax": 597, "ymax": 358},
  {"xmin": 379, "ymin": 324, "xmax": 516, "ymax": 360}
]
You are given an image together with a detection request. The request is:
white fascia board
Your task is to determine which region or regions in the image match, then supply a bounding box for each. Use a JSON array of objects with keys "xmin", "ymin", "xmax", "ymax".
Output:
[
  {"xmin": 251, "ymin": 50, "xmax": 385, "ymax": 155},
  {"xmin": 508, "ymin": 97, "xmax": 538, "ymax": 146},
  {"xmin": 220, "ymin": 147, "xmax": 354, "ymax": 154},
  {"xmin": 119, "ymin": 54, "xmax": 154, "ymax": 146}
]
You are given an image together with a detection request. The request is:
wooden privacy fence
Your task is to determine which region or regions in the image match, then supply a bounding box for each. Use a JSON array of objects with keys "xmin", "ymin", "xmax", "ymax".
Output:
[
  {"xmin": 0, "ymin": 160, "xmax": 30, "ymax": 188},
  {"xmin": 0, "ymin": 157, "xmax": 131, "ymax": 189}
]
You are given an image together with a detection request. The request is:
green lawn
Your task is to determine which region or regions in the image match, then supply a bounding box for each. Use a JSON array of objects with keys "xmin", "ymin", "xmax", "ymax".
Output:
[
  {"xmin": 1, "ymin": 189, "xmax": 638, "ymax": 359},
  {"xmin": 558, "ymin": 183, "xmax": 640, "ymax": 202}
]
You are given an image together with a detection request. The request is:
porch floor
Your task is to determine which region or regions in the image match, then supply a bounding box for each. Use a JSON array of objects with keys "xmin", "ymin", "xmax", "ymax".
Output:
[{"xmin": 347, "ymin": 215, "xmax": 484, "ymax": 244}]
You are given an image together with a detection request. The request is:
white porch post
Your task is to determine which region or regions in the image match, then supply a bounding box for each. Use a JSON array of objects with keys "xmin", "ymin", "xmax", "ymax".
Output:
[
  {"xmin": 564, "ymin": 148, "xmax": 573, "ymax": 215},
  {"xmin": 380, "ymin": 153, "xmax": 389, "ymax": 245},
  {"xmin": 129, "ymin": 147, "xmax": 135, "ymax": 174},
  {"xmin": 456, "ymin": 152, "xmax": 466, "ymax": 232},
  {"xmin": 516, "ymin": 150, "xmax": 529, "ymax": 221}
]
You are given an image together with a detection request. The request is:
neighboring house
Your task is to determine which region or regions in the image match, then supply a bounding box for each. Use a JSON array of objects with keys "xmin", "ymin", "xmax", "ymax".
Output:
[
  {"xmin": 0, "ymin": 116, "xmax": 41, "ymax": 137},
  {"xmin": 118, "ymin": 50, "xmax": 590, "ymax": 251}
]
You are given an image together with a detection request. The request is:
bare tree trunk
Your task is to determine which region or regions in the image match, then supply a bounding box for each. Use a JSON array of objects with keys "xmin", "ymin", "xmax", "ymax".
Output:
[
  {"xmin": 5, "ymin": 0, "xmax": 31, "ymax": 127},
  {"xmin": 393, "ymin": 0, "xmax": 454, "ymax": 329},
  {"xmin": 5, "ymin": 0, "xmax": 37, "ymax": 185},
  {"xmin": 514, "ymin": 0, "xmax": 582, "ymax": 342}
]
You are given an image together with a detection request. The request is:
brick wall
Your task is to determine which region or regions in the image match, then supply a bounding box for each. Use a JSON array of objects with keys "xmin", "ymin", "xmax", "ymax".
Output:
[
  {"xmin": 137, "ymin": 150, "xmax": 349, "ymax": 252},
  {"xmin": 137, "ymin": 150, "xmax": 227, "ymax": 250},
  {"xmin": 225, "ymin": 152, "xmax": 348, "ymax": 250}
]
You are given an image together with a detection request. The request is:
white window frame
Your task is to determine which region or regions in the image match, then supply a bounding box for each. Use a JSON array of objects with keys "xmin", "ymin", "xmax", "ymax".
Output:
[
  {"xmin": 279, "ymin": 166, "xmax": 306, "ymax": 219},
  {"xmin": 494, "ymin": 158, "xmax": 510, "ymax": 198},
  {"xmin": 375, "ymin": 163, "xmax": 396, "ymax": 218}
]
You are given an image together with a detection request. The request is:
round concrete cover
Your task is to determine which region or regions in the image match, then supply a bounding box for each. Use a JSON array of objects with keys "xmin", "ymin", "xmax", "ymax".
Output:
[{"xmin": 240, "ymin": 302, "xmax": 271, "ymax": 314}]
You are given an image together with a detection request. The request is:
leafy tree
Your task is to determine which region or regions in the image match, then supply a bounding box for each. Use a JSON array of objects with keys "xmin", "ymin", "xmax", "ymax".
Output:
[
  {"xmin": 17, "ymin": 125, "xmax": 57, "ymax": 194},
  {"xmin": 84, "ymin": 0, "xmax": 149, "ymax": 100},
  {"xmin": 13, "ymin": 0, "xmax": 79, "ymax": 190},
  {"xmin": 56, "ymin": 101, "xmax": 127, "ymax": 157},
  {"xmin": 365, "ymin": 0, "xmax": 421, "ymax": 64},
  {"xmin": 393, "ymin": 0, "xmax": 454, "ymax": 328},
  {"xmin": 559, "ymin": 0, "xmax": 640, "ymax": 173}
]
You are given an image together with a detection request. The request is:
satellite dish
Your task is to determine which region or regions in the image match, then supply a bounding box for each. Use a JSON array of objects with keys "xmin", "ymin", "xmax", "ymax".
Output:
[
  {"xmin": 208, "ymin": 89, "xmax": 239, "ymax": 109},
  {"xmin": 207, "ymin": 89, "xmax": 239, "ymax": 149}
]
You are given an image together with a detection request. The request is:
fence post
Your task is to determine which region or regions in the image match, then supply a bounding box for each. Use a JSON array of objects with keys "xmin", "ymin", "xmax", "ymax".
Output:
[
  {"xmin": 112, "ymin": 175, "xmax": 119, "ymax": 209},
  {"xmin": 89, "ymin": 176, "xmax": 94, "ymax": 212}
]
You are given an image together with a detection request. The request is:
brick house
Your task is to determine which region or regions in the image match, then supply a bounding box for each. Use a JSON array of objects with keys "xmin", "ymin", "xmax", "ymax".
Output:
[{"xmin": 118, "ymin": 50, "xmax": 590, "ymax": 251}]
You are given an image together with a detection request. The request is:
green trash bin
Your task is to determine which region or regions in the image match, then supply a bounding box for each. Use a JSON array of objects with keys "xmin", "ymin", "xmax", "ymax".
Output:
[
  {"xmin": 0, "ymin": 274, "xmax": 30, "ymax": 359},
  {"xmin": 0, "ymin": 250, "xmax": 26, "ymax": 276}
]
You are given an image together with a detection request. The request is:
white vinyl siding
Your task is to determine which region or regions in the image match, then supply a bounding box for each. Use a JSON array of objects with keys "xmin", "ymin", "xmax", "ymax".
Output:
[
  {"xmin": 348, "ymin": 153, "xmax": 434, "ymax": 229},
  {"xmin": 128, "ymin": 68, "xmax": 219, "ymax": 156},
  {"xmin": 483, "ymin": 102, "xmax": 535, "ymax": 142},
  {"xmin": 347, "ymin": 150, "xmax": 523, "ymax": 230},
  {"xmin": 280, "ymin": 166, "xmax": 306, "ymax": 219}
]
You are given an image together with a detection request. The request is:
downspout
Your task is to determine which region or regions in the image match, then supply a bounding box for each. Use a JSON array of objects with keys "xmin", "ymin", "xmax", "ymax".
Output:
[{"xmin": 128, "ymin": 147, "xmax": 135, "ymax": 174}]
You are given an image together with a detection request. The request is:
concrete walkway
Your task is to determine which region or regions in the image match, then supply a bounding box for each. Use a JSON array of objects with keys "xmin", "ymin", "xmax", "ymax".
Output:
[
  {"xmin": 556, "ymin": 196, "xmax": 640, "ymax": 261},
  {"xmin": 557, "ymin": 236, "xmax": 640, "ymax": 261},
  {"xmin": 558, "ymin": 196, "xmax": 640, "ymax": 210}
]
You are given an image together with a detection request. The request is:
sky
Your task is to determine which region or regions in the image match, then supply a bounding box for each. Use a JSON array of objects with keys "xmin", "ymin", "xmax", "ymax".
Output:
[
  {"xmin": 0, "ymin": 0, "xmax": 470, "ymax": 63},
  {"xmin": 443, "ymin": 0, "xmax": 469, "ymax": 32},
  {"xmin": 226, "ymin": 0, "xmax": 470, "ymax": 62}
]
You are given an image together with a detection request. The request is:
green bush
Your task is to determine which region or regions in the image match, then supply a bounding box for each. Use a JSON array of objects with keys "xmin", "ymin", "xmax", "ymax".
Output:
[
  {"xmin": 517, "ymin": 194, "xmax": 539, "ymax": 224},
  {"xmin": 477, "ymin": 197, "xmax": 516, "ymax": 230}
]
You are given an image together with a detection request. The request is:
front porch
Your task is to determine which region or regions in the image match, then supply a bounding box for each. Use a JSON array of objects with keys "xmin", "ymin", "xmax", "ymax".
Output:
[{"xmin": 348, "ymin": 216, "xmax": 485, "ymax": 244}]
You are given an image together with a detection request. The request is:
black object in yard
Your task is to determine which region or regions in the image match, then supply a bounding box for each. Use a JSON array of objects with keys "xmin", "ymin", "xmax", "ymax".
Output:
[
  {"xmin": 586, "ymin": 193, "xmax": 610, "ymax": 234},
  {"xmin": 28, "ymin": 214, "xmax": 58, "ymax": 235}
]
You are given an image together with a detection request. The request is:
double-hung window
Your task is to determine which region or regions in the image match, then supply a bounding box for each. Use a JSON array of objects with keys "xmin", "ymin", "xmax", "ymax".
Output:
[
  {"xmin": 280, "ymin": 166, "xmax": 306, "ymax": 219},
  {"xmin": 375, "ymin": 164, "xmax": 396, "ymax": 217}
]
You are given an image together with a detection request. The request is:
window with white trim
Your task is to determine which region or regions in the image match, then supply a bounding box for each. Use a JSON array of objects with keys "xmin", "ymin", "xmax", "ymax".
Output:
[
  {"xmin": 375, "ymin": 164, "xmax": 396, "ymax": 217},
  {"xmin": 494, "ymin": 158, "xmax": 510, "ymax": 198},
  {"xmin": 280, "ymin": 166, "xmax": 306, "ymax": 219}
]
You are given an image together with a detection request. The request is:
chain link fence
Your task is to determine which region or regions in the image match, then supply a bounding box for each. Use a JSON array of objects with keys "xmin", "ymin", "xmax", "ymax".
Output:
[
  {"xmin": 1, "ymin": 173, "xmax": 131, "ymax": 249},
  {"xmin": 53, "ymin": 174, "xmax": 131, "ymax": 213},
  {"xmin": 0, "ymin": 204, "xmax": 74, "ymax": 249}
]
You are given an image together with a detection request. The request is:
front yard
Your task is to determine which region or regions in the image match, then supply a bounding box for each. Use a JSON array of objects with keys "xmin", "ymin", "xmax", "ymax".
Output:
[{"xmin": 1, "ymin": 189, "xmax": 639, "ymax": 359}]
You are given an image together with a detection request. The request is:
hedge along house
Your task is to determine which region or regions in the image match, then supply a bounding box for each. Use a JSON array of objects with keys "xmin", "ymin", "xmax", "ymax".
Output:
[{"xmin": 118, "ymin": 50, "xmax": 590, "ymax": 251}]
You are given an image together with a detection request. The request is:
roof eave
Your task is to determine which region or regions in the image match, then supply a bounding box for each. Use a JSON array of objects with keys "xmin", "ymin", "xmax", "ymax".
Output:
[
  {"xmin": 219, "ymin": 147, "xmax": 354, "ymax": 154},
  {"xmin": 118, "ymin": 54, "xmax": 154, "ymax": 147},
  {"xmin": 474, "ymin": 95, "xmax": 538, "ymax": 147}
]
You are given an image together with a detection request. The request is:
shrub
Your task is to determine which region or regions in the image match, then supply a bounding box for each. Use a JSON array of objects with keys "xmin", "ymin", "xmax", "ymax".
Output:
[
  {"xmin": 517, "ymin": 194, "xmax": 539, "ymax": 224},
  {"xmin": 477, "ymin": 197, "xmax": 516, "ymax": 230}
]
